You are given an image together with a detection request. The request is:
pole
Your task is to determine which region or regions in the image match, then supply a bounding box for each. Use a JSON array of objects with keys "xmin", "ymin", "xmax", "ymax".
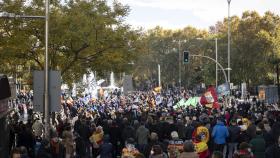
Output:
[
  {"xmin": 227, "ymin": 0, "xmax": 231, "ymax": 84},
  {"xmin": 277, "ymin": 64, "xmax": 280, "ymax": 98},
  {"xmin": 178, "ymin": 41, "xmax": 181, "ymax": 88},
  {"xmin": 215, "ymin": 38, "xmax": 218, "ymax": 88},
  {"xmin": 158, "ymin": 64, "xmax": 161, "ymax": 87},
  {"xmin": 44, "ymin": 0, "xmax": 50, "ymax": 139}
]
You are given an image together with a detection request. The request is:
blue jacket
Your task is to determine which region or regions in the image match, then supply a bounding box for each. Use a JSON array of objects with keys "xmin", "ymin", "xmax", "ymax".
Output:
[{"xmin": 212, "ymin": 121, "xmax": 229, "ymax": 144}]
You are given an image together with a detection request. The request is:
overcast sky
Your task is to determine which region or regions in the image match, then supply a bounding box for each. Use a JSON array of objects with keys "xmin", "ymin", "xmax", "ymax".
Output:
[{"xmin": 115, "ymin": 0, "xmax": 280, "ymax": 30}]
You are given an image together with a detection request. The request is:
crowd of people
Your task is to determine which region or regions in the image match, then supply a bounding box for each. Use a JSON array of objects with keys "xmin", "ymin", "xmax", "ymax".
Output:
[{"xmin": 7, "ymin": 87, "xmax": 280, "ymax": 158}]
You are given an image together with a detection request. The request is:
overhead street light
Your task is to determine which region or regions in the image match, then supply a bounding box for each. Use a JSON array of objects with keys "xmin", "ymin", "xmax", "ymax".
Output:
[
  {"xmin": 227, "ymin": 0, "xmax": 231, "ymax": 84},
  {"xmin": 0, "ymin": 12, "xmax": 45, "ymax": 19},
  {"xmin": 173, "ymin": 39, "xmax": 186, "ymax": 88},
  {"xmin": 0, "ymin": 0, "xmax": 50, "ymax": 139}
]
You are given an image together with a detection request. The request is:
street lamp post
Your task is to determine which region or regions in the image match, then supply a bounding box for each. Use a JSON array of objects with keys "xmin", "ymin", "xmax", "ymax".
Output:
[
  {"xmin": 178, "ymin": 41, "xmax": 182, "ymax": 88},
  {"xmin": 227, "ymin": 0, "xmax": 231, "ymax": 84},
  {"xmin": 173, "ymin": 40, "xmax": 186, "ymax": 88},
  {"xmin": 215, "ymin": 38, "xmax": 218, "ymax": 88},
  {"xmin": 44, "ymin": 0, "xmax": 50, "ymax": 139},
  {"xmin": 0, "ymin": 1, "xmax": 50, "ymax": 139}
]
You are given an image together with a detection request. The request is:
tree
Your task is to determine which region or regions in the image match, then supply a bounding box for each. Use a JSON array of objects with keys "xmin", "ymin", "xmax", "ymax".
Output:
[{"xmin": 0, "ymin": 0, "xmax": 142, "ymax": 84}]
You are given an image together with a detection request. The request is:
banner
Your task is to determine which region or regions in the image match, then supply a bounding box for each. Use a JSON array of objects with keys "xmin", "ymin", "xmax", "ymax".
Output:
[
  {"xmin": 200, "ymin": 86, "xmax": 219, "ymax": 109},
  {"xmin": 185, "ymin": 97, "xmax": 199, "ymax": 107},
  {"xmin": 173, "ymin": 97, "xmax": 199, "ymax": 109},
  {"xmin": 217, "ymin": 83, "xmax": 230, "ymax": 96}
]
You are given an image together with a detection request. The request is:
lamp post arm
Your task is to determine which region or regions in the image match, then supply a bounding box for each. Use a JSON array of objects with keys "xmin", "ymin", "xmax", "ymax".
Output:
[{"xmin": 190, "ymin": 54, "xmax": 228, "ymax": 83}]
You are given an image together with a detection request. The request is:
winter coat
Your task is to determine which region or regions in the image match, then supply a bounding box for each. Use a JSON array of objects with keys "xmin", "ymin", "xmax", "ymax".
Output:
[
  {"xmin": 32, "ymin": 120, "xmax": 44, "ymax": 137},
  {"xmin": 100, "ymin": 142, "xmax": 113, "ymax": 158},
  {"xmin": 265, "ymin": 144, "xmax": 280, "ymax": 158},
  {"xmin": 122, "ymin": 125, "xmax": 135, "ymax": 143},
  {"xmin": 249, "ymin": 135, "xmax": 265, "ymax": 158},
  {"xmin": 37, "ymin": 147, "xmax": 52, "ymax": 158},
  {"xmin": 228, "ymin": 125, "xmax": 241, "ymax": 143},
  {"xmin": 136, "ymin": 125, "xmax": 149, "ymax": 145},
  {"xmin": 212, "ymin": 121, "xmax": 229, "ymax": 145},
  {"xmin": 77, "ymin": 122, "xmax": 91, "ymax": 141}
]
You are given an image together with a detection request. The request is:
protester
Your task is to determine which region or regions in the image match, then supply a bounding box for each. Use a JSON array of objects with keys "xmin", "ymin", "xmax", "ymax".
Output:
[
  {"xmin": 179, "ymin": 140, "xmax": 199, "ymax": 158},
  {"xmin": 265, "ymin": 135, "xmax": 280, "ymax": 158},
  {"xmin": 6, "ymin": 87, "xmax": 280, "ymax": 158},
  {"xmin": 212, "ymin": 117, "xmax": 229, "ymax": 157},
  {"xmin": 249, "ymin": 126, "xmax": 265, "ymax": 158},
  {"xmin": 227, "ymin": 119, "xmax": 241, "ymax": 158},
  {"xmin": 233, "ymin": 142, "xmax": 254, "ymax": 158}
]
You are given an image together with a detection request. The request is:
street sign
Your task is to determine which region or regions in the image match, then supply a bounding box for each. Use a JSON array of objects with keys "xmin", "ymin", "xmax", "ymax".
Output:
[
  {"xmin": 241, "ymin": 83, "xmax": 247, "ymax": 99},
  {"xmin": 33, "ymin": 71, "xmax": 61, "ymax": 112},
  {"xmin": 123, "ymin": 75, "xmax": 133, "ymax": 95}
]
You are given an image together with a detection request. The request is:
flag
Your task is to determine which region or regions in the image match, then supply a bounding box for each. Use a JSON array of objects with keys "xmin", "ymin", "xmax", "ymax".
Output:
[
  {"xmin": 155, "ymin": 95, "xmax": 162, "ymax": 106},
  {"xmin": 200, "ymin": 86, "xmax": 220, "ymax": 109},
  {"xmin": 192, "ymin": 126, "xmax": 210, "ymax": 156},
  {"xmin": 185, "ymin": 97, "xmax": 199, "ymax": 107},
  {"xmin": 153, "ymin": 86, "xmax": 162, "ymax": 94},
  {"xmin": 217, "ymin": 82, "xmax": 230, "ymax": 96},
  {"xmin": 173, "ymin": 97, "xmax": 199, "ymax": 109},
  {"xmin": 173, "ymin": 98, "xmax": 187, "ymax": 109}
]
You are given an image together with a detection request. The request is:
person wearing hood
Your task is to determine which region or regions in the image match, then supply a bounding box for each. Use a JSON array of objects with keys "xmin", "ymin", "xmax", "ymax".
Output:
[{"xmin": 211, "ymin": 118, "xmax": 229, "ymax": 157}]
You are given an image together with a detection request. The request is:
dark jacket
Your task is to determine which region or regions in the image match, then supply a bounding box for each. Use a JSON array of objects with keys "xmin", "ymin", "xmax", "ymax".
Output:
[
  {"xmin": 37, "ymin": 147, "xmax": 52, "ymax": 158},
  {"xmin": 185, "ymin": 124, "xmax": 195, "ymax": 140},
  {"xmin": 100, "ymin": 140, "xmax": 113, "ymax": 158},
  {"xmin": 122, "ymin": 125, "xmax": 136, "ymax": 143},
  {"xmin": 228, "ymin": 125, "xmax": 241, "ymax": 143},
  {"xmin": 265, "ymin": 144, "xmax": 280, "ymax": 158},
  {"xmin": 136, "ymin": 125, "xmax": 149, "ymax": 145},
  {"xmin": 77, "ymin": 122, "xmax": 91, "ymax": 141},
  {"xmin": 249, "ymin": 135, "xmax": 265, "ymax": 158}
]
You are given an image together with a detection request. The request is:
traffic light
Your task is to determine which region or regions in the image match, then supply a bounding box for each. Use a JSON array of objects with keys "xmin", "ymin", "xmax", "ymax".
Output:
[{"xmin": 183, "ymin": 51, "xmax": 189, "ymax": 64}]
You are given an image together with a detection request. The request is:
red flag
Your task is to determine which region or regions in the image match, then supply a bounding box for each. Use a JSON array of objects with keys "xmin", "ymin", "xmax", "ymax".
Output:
[{"xmin": 200, "ymin": 86, "xmax": 220, "ymax": 109}]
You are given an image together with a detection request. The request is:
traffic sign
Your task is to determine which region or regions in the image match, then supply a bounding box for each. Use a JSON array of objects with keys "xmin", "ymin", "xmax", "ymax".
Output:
[{"xmin": 33, "ymin": 71, "xmax": 61, "ymax": 112}]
